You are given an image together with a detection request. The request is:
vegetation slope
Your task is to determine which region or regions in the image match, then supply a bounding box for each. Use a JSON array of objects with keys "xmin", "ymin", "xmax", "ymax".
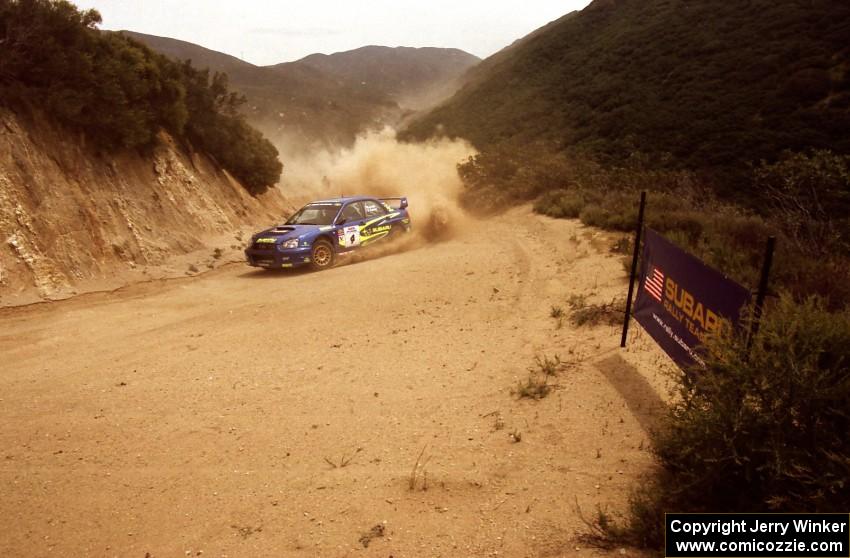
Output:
[
  {"xmin": 403, "ymin": 0, "xmax": 850, "ymax": 303},
  {"xmin": 404, "ymin": 0, "xmax": 850, "ymax": 186},
  {"xmin": 0, "ymin": 0, "xmax": 282, "ymax": 193}
]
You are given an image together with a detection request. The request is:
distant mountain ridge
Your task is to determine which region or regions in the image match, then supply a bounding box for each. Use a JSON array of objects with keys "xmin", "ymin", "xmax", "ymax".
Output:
[
  {"xmin": 119, "ymin": 31, "xmax": 252, "ymax": 75},
  {"xmin": 293, "ymin": 45, "xmax": 480, "ymax": 110},
  {"xmin": 121, "ymin": 31, "xmax": 480, "ymax": 149}
]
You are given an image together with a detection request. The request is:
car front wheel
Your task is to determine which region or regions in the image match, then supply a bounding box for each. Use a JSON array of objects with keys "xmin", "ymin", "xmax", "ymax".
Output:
[{"xmin": 310, "ymin": 239, "xmax": 335, "ymax": 270}]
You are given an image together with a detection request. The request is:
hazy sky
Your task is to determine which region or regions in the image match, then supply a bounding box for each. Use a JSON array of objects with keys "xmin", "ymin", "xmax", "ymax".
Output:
[{"xmin": 71, "ymin": 0, "xmax": 593, "ymax": 65}]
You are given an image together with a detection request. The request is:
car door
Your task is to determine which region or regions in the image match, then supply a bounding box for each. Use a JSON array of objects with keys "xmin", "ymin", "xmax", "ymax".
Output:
[{"xmin": 334, "ymin": 201, "xmax": 367, "ymax": 252}]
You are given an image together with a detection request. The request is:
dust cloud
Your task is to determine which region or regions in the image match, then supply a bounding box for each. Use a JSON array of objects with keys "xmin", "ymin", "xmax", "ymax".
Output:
[{"xmin": 276, "ymin": 128, "xmax": 476, "ymax": 247}]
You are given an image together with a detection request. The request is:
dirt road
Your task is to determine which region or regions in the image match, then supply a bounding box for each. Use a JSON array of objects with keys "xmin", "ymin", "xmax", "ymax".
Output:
[{"xmin": 0, "ymin": 207, "xmax": 671, "ymax": 557}]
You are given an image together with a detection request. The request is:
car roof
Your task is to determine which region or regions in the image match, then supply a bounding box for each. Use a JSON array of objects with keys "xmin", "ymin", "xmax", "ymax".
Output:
[{"xmin": 309, "ymin": 196, "xmax": 375, "ymax": 204}]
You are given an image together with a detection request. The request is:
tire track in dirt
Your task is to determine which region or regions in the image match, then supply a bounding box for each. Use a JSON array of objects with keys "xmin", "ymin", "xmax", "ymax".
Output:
[{"xmin": 0, "ymin": 206, "xmax": 668, "ymax": 558}]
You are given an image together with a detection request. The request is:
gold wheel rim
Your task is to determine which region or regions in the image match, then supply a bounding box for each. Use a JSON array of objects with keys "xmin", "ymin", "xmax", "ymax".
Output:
[{"xmin": 314, "ymin": 245, "xmax": 331, "ymax": 266}]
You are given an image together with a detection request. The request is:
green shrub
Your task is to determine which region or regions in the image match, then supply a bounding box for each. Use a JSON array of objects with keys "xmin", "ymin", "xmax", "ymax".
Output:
[
  {"xmin": 653, "ymin": 211, "xmax": 704, "ymax": 243},
  {"xmin": 567, "ymin": 295, "xmax": 625, "ymax": 327},
  {"xmin": 458, "ymin": 143, "xmax": 574, "ymax": 210},
  {"xmin": 513, "ymin": 375, "xmax": 551, "ymax": 400},
  {"xmin": 595, "ymin": 295, "xmax": 850, "ymax": 550},
  {"xmin": 528, "ymin": 176, "xmax": 850, "ymax": 308},
  {"xmin": 598, "ymin": 204, "xmax": 637, "ymax": 232},
  {"xmin": 578, "ymin": 204, "xmax": 608, "ymax": 229},
  {"xmin": 534, "ymin": 354, "xmax": 564, "ymax": 376},
  {"xmin": 663, "ymin": 294, "xmax": 850, "ymax": 506},
  {"xmin": 534, "ymin": 189, "xmax": 586, "ymax": 219},
  {"xmin": 755, "ymin": 150, "xmax": 850, "ymax": 256},
  {"xmin": 772, "ymin": 252, "xmax": 850, "ymax": 312}
]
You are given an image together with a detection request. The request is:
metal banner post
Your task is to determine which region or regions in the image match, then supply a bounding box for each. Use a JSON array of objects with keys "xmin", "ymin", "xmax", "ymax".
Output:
[
  {"xmin": 747, "ymin": 236, "xmax": 776, "ymax": 351},
  {"xmin": 620, "ymin": 191, "xmax": 647, "ymax": 348}
]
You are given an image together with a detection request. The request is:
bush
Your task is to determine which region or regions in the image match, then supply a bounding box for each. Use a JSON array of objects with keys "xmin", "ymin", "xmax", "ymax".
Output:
[
  {"xmin": 595, "ymin": 295, "xmax": 850, "ymax": 549},
  {"xmin": 534, "ymin": 189, "xmax": 586, "ymax": 219},
  {"xmin": 663, "ymin": 295, "xmax": 850, "ymax": 503},
  {"xmin": 527, "ymin": 176, "xmax": 850, "ymax": 308},
  {"xmin": 567, "ymin": 296, "xmax": 625, "ymax": 327},
  {"xmin": 664, "ymin": 295, "xmax": 850, "ymax": 509},
  {"xmin": 755, "ymin": 150, "xmax": 850, "ymax": 256},
  {"xmin": 457, "ymin": 143, "xmax": 574, "ymax": 211},
  {"xmin": 578, "ymin": 204, "xmax": 608, "ymax": 229}
]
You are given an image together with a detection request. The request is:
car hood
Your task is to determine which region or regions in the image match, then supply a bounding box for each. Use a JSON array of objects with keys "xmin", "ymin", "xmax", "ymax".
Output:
[{"xmin": 254, "ymin": 224, "xmax": 325, "ymax": 242}]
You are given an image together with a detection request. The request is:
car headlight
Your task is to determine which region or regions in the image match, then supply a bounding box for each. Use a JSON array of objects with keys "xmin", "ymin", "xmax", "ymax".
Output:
[{"xmin": 280, "ymin": 239, "xmax": 299, "ymax": 250}]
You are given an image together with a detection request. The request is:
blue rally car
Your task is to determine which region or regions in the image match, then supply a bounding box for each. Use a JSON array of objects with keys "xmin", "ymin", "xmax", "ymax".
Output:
[{"xmin": 245, "ymin": 196, "xmax": 411, "ymax": 270}]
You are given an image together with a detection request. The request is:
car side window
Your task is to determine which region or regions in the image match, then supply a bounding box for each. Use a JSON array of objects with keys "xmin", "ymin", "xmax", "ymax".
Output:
[
  {"xmin": 339, "ymin": 202, "xmax": 365, "ymax": 223},
  {"xmin": 363, "ymin": 199, "xmax": 387, "ymax": 217}
]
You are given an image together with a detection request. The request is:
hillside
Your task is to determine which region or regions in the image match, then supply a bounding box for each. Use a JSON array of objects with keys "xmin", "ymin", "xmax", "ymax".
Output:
[
  {"xmin": 0, "ymin": 106, "xmax": 288, "ymax": 306},
  {"xmin": 0, "ymin": 2, "xmax": 288, "ymax": 304},
  {"xmin": 116, "ymin": 31, "xmax": 252, "ymax": 78},
  {"xmin": 123, "ymin": 32, "xmax": 479, "ymax": 149},
  {"xmin": 0, "ymin": 2, "xmax": 282, "ymax": 193},
  {"xmin": 451, "ymin": 11, "xmax": 579, "ymax": 97},
  {"xmin": 403, "ymin": 0, "xmax": 850, "ymax": 179}
]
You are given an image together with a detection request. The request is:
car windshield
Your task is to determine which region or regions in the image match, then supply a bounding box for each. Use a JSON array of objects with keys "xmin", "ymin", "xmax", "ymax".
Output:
[{"xmin": 285, "ymin": 204, "xmax": 339, "ymax": 226}]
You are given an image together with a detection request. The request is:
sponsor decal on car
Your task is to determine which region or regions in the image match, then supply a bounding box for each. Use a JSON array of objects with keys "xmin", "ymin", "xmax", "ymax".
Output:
[
  {"xmin": 341, "ymin": 225, "xmax": 360, "ymax": 247},
  {"xmin": 358, "ymin": 224, "xmax": 393, "ymax": 246},
  {"xmin": 363, "ymin": 224, "xmax": 391, "ymax": 236}
]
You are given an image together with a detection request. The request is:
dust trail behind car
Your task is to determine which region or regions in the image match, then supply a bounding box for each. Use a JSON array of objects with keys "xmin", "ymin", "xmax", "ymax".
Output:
[{"xmin": 276, "ymin": 128, "xmax": 476, "ymax": 255}]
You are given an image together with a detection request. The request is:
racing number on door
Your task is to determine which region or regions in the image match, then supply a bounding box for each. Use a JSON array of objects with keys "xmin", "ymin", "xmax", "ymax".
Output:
[
  {"xmin": 337, "ymin": 202, "xmax": 366, "ymax": 248},
  {"xmin": 344, "ymin": 225, "xmax": 360, "ymax": 247}
]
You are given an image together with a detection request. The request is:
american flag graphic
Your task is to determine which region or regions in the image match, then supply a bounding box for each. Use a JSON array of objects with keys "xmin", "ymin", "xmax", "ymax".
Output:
[{"xmin": 644, "ymin": 265, "xmax": 664, "ymax": 302}]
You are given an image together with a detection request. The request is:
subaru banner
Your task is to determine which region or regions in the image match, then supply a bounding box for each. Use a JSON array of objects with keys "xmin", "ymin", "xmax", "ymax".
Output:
[{"xmin": 633, "ymin": 228, "xmax": 751, "ymax": 370}]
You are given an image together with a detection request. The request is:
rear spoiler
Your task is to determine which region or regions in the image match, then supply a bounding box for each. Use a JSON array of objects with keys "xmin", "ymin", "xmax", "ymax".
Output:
[{"xmin": 380, "ymin": 197, "xmax": 408, "ymax": 210}]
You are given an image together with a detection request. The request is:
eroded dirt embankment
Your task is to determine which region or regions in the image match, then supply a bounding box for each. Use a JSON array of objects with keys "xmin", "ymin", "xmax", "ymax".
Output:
[{"xmin": 0, "ymin": 107, "xmax": 290, "ymax": 307}]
